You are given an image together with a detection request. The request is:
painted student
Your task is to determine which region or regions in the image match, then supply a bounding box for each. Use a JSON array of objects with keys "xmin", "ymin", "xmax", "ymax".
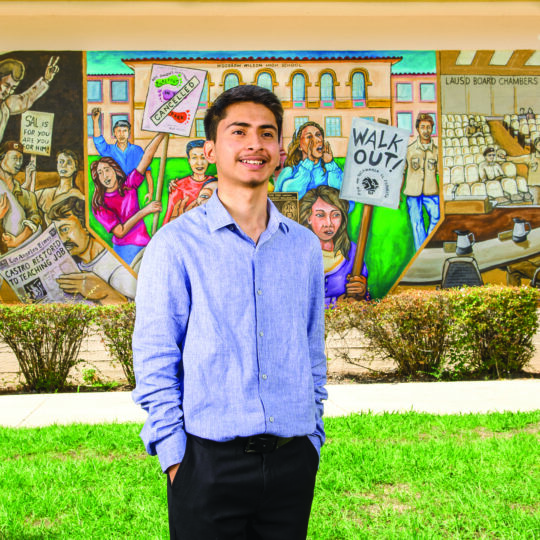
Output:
[
  {"xmin": 275, "ymin": 120, "xmax": 343, "ymax": 199},
  {"xmin": 163, "ymin": 139, "xmax": 217, "ymax": 224},
  {"xmin": 300, "ymin": 185, "xmax": 369, "ymax": 307},
  {"xmin": 90, "ymin": 133, "xmax": 164, "ymax": 264}
]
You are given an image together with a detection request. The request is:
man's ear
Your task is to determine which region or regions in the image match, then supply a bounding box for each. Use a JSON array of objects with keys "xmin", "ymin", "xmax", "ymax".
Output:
[{"xmin": 204, "ymin": 140, "xmax": 216, "ymax": 164}]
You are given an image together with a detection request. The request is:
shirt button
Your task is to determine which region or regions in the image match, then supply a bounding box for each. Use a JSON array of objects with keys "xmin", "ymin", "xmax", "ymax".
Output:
[
  {"xmin": 257, "ymin": 289, "xmax": 262, "ymax": 295},
  {"xmin": 269, "ymin": 416, "xmax": 274, "ymax": 423},
  {"xmin": 261, "ymin": 374, "xmax": 268, "ymax": 380},
  {"xmin": 259, "ymin": 331, "xmax": 264, "ymax": 337}
]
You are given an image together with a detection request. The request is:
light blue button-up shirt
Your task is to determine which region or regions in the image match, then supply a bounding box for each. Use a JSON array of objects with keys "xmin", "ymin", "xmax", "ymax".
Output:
[{"xmin": 132, "ymin": 191, "xmax": 327, "ymax": 473}]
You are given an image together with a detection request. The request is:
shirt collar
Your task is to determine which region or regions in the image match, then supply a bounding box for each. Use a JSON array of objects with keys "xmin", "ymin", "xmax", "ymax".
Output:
[
  {"xmin": 417, "ymin": 138, "xmax": 434, "ymax": 151},
  {"xmin": 205, "ymin": 190, "xmax": 289, "ymax": 235}
]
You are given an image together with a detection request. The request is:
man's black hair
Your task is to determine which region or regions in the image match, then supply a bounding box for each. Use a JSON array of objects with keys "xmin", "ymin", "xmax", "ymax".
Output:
[{"xmin": 204, "ymin": 85, "xmax": 283, "ymax": 142}]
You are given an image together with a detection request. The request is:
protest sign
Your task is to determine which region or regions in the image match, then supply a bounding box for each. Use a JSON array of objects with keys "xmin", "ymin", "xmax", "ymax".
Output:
[
  {"xmin": 0, "ymin": 224, "xmax": 87, "ymax": 303},
  {"xmin": 341, "ymin": 118, "xmax": 409, "ymax": 210},
  {"xmin": 141, "ymin": 64, "xmax": 207, "ymax": 137},
  {"xmin": 20, "ymin": 111, "xmax": 54, "ymax": 156}
]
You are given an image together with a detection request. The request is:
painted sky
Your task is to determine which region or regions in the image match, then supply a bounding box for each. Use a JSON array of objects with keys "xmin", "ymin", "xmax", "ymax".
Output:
[{"xmin": 87, "ymin": 50, "xmax": 436, "ymax": 75}]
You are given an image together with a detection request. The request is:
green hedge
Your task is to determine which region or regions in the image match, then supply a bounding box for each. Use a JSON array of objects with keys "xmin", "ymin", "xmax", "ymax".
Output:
[
  {"xmin": 327, "ymin": 286, "xmax": 539, "ymax": 379},
  {"xmin": 0, "ymin": 286, "xmax": 538, "ymax": 392}
]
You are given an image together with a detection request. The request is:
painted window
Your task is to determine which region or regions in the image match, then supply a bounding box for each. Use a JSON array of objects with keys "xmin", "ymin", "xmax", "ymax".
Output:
[
  {"xmin": 224, "ymin": 73, "xmax": 239, "ymax": 91},
  {"xmin": 87, "ymin": 80, "xmax": 102, "ymax": 102},
  {"xmin": 397, "ymin": 112, "xmax": 413, "ymax": 135},
  {"xmin": 294, "ymin": 116, "xmax": 309, "ymax": 133},
  {"xmin": 320, "ymin": 73, "xmax": 334, "ymax": 100},
  {"xmin": 427, "ymin": 112, "xmax": 437, "ymax": 135},
  {"xmin": 110, "ymin": 114, "xmax": 129, "ymax": 137},
  {"xmin": 352, "ymin": 72, "xmax": 366, "ymax": 100},
  {"xmin": 325, "ymin": 117, "xmax": 341, "ymax": 137},
  {"xmin": 292, "ymin": 73, "xmax": 305, "ymax": 101},
  {"xmin": 420, "ymin": 83, "xmax": 436, "ymax": 102},
  {"xmin": 87, "ymin": 113, "xmax": 102, "ymax": 138},
  {"xmin": 199, "ymin": 78, "xmax": 209, "ymax": 105},
  {"xmin": 396, "ymin": 83, "xmax": 413, "ymax": 102},
  {"xmin": 111, "ymin": 80, "xmax": 129, "ymax": 102},
  {"xmin": 195, "ymin": 119, "xmax": 205, "ymax": 138},
  {"xmin": 257, "ymin": 72, "xmax": 273, "ymax": 91}
]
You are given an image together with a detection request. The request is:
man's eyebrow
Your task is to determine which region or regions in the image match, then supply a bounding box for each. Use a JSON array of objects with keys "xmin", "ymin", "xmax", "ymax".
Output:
[{"xmin": 226, "ymin": 121, "xmax": 277, "ymax": 132}]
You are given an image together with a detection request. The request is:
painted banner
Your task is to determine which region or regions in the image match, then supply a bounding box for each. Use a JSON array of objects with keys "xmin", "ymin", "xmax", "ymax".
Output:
[
  {"xmin": 341, "ymin": 118, "xmax": 409, "ymax": 209},
  {"xmin": 142, "ymin": 64, "xmax": 207, "ymax": 136}
]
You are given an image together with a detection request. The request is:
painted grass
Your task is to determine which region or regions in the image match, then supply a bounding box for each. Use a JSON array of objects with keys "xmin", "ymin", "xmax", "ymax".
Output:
[{"xmin": 0, "ymin": 411, "xmax": 539, "ymax": 539}]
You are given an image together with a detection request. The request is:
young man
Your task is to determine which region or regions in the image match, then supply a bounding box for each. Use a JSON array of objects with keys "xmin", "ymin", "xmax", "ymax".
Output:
[
  {"xmin": 403, "ymin": 113, "xmax": 440, "ymax": 251},
  {"xmin": 132, "ymin": 85, "xmax": 327, "ymax": 540}
]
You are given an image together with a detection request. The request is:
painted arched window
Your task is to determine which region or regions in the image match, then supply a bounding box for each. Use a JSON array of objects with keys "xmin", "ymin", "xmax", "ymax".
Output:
[
  {"xmin": 257, "ymin": 72, "xmax": 273, "ymax": 91},
  {"xmin": 224, "ymin": 73, "xmax": 239, "ymax": 91},
  {"xmin": 320, "ymin": 73, "xmax": 334, "ymax": 100},
  {"xmin": 292, "ymin": 73, "xmax": 305, "ymax": 101},
  {"xmin": 352, "ymin": 72, "xmax": 366, "ymax": 100}
]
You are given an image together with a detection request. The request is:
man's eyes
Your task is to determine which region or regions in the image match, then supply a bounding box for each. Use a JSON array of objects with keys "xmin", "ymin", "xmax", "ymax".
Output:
[{"xmin": 262, "ymin": 131, "xmax": 274, "ymax": 138}]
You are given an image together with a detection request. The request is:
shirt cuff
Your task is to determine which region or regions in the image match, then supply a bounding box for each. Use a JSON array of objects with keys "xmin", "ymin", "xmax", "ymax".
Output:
[
  {"xmin": 22, "ymin": 219, "xmax": 38, "ymax": 233},
  {"xmin": 155, "ymin": 429, "xmax": 188, "ymax": 474}
]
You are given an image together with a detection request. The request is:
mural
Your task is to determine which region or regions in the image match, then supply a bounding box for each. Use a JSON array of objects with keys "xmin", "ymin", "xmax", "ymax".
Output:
[
  {"xmin": 86, "ymin": 50, "xmax": 438, "ymax": 302},
  {"xmin": 4, "ymin": 49, "xmax": 539, "ymax": 305},
  {"xmin": 398, "ymin": 50, "xmax": 540, "ymax": 292}
]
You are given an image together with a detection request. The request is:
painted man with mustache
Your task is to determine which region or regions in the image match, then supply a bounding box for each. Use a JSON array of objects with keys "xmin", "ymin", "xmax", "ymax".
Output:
[
  {"xmin": 276, "ymin": 121, "xmax": 343, "ymax": 199},
  {"xmin": 49, "ymin": 195, "xmax": 136, "ymax": 303}
]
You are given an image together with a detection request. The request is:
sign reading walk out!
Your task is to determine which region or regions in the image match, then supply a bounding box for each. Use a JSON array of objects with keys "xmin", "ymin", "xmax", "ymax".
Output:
[{"xmin": 341, "ymin": 118, "xmax": 409, "ymax": 210}]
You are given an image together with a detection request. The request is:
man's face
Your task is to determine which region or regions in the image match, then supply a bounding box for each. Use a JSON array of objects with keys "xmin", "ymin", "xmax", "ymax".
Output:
[
  {"xmin": 496, "ymin": 149, "xmax": 507, "ymax": 162},
  {"xmin": 57, "ymin": 153, "xmax": 77, "ymax": 178},
  {"xmin": 188, "ymin": 147, "xmax": 209, "ymax": 175},
  {"xmin": 308, "ymin": 197, "xmax": 342, "ymax": 243},
  {"xmin": 204, "ymin": 101, "xmax": 280, "ymax": 189},
  {"xmin": 96, "ymin": 162, "xmax": 119, "ymax": 191},
  {"xmin": 417, "ymin": 120, "xmax": 433, "ymax": 143},
  {"xmin": 113, "ymin": 126, "xmax": 130, "ymax": 144},
  {"xmin": 1, "ymin": 150, "xmax": 23, "ymax": 175},
  {"xmin": 54, "ymin": 214, "xmax": 90, "ymax": 257},
  {"xmin": 0, "ymin": 74, "xmax": 19, "ymax": 101},
  {"xmin": 299, "ymin": 125, "xmax": 324, "ymax": 161}
]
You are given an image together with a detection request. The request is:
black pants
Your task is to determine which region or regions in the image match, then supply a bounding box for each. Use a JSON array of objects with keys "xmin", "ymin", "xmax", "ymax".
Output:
[{"xmin": 167, "ymin": 434, "xmax": 319, "ymax": 540}]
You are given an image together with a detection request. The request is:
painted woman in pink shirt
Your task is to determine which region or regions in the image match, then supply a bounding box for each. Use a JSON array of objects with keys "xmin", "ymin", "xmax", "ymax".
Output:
[{"xmin": 90, "ymin": 133, "xmax": 164, "ymax": 264}]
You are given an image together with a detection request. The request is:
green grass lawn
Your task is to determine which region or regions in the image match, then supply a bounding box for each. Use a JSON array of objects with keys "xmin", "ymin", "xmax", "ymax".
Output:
[{"xmin": 1, "ymin": 412, "xmax": 539, "ymax": 539}]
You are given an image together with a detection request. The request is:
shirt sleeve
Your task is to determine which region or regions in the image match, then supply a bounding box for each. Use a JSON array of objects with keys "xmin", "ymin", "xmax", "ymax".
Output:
[
  {"xmin": 275, "ymin": 160, "xmax": 312, "ymax": 194},
  {"xmin": 93, "ymin": 205, "xmax": 120, "ymax": 233},
  {"xmin": 125, "ymin": 170, "xmax": 145, "ymax": 189},
  {"xmin": 325, "ymin": 160, "xmax": 344, "ymax": 190},
  {"xmin": 306, "ymin": 239, "xmax": 328, "ymax": 456},
  {"xmin": 132, "ymin": 227, "xmax": 191, "ymax": 473},
  {"xmin": 93, "ymin": 135, "xmax": 114, "ymax": 157},
  {"xmin": 5, "ymin": 78, "xmax": 49, "ymax": 115}
]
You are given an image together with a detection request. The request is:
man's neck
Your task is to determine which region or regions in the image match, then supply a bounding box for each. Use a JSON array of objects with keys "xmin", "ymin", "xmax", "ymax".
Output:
[
  {"xmin": 217, "ymin": 183, "xmax": 269, "ymax": 244},
  {"xmin": 0, "ymin": 168, "xmax": 14, "ymax": 190},
  {"xmin": 419, "ymin": 137, "xmax": 431, "ymax": 146},
  {"xmin": 116, "ymin": 140, "xmax": 128, "ymax": 151},
  {"xmin": 78, "ymin": 236, "xmax": 104, "ymax": 264}
]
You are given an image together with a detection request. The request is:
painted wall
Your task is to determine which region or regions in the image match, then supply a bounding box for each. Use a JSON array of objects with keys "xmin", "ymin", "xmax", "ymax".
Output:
[{"xmin": 2, "ymin": 47, "xmax": 540, "ymax": 304}]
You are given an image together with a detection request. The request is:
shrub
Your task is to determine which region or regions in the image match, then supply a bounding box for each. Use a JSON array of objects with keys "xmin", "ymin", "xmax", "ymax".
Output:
[
  {"xmin": 359, "ymin": 290, "xmax": 452, "ymax": 377},
  {"xmin": 0, "ymin": 304, "xmax": 95, "ymax": 392},
  {"xmin": 446, "ymin": 286, "xmax": 539, "ymax": 377},
  {"xmin": 96, "ymin": 303, "xmax": 136, "ymax": 387}
]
